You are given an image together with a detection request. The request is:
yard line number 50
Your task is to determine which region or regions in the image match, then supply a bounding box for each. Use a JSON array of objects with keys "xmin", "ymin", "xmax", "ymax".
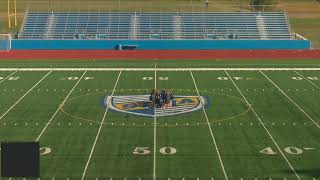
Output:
[{"xmin": 133, "ymin": 147, "xmax": 177, "ymax": 155}]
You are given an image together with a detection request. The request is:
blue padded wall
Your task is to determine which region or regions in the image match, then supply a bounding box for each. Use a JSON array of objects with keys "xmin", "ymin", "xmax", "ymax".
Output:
[{"xmin": 12, "ymin": 39, "xmax": 310, "ymax": 50}]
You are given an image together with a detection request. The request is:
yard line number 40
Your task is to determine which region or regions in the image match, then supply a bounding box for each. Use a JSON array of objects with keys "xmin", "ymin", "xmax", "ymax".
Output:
[{"xmin": 133, "ymin": 147, "xmax": 177, "ymax": 155}]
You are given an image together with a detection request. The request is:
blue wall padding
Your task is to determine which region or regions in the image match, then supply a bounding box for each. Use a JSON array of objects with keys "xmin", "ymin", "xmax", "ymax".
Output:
[{"xmin": 11, "ymin": 39, "xmax": 310, "ymax": 50}]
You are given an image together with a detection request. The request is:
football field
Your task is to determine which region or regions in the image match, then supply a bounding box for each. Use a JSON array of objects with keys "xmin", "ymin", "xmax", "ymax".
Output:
[{"xmin": 0, "ymin": 61, "xmax": 319, "ymax": 180}]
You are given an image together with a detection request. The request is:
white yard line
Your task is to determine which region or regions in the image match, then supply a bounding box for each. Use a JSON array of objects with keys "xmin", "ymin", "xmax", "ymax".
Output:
[
  {"xmin": 35, "ymin": 71, "xmax": 87, "ymax": 141},
  {"xmin": 190, "ymin": 70, "xmax": 229, "ymax": 180},
  {"xmin": 291, "ymin": 69, "xmax": 320, "ymax": 90},
  {"xmin": 1, "ymin": 68, "xmax": 320, "ymax": 72},
  {"xmin": 0, "ymin": 70, "xmax": 52, "ymax": 121},
  {"xmin": 81, "ymin": 71, "xmax": 122, "ymax": 180},
  {"xmin": 224, "ymin": 70, "xmax": 301, "ymax": 180},
  {"xmin": 0, "ymin": 70, "xmax": 19, "ymax": 85},
  {"xmin": 259, "ymin": 70, "xmax": 320, "ymax": 129},
  {"xmin": 153, "ymin": 64, "xmax": 157, "ymax": 180}
]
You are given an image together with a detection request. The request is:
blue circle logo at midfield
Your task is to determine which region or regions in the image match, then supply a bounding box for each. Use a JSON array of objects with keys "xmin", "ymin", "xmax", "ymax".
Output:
[{"xmin": 104, "ymin": 95, "xmax": 209, "ymax": 117}]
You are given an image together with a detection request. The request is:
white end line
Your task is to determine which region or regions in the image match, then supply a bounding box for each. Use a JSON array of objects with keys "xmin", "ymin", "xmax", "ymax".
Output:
[
  {"xmin": 260, "ymin": 70, "xmax": 320, "ymax": 129},
  {"xmin": 291, "ymin": 69, "xmax": 320, "ymax": 90},
  {"xmin": 0, "ymin": 70, "xmax": 19, "ymax": 85},
  {"xmin": 1, "ymin": 67, "xmax": 320, "ymax": 72},
  {"xmin": 224, "ymin": 70, "xmax": 301, "ymax": 180},
  {"xmin": 190, "ymin": 70, "xmax": 229, "ymax": 180},
  {"xmin": 0, "ymin": 70, "xmax": 52, "ymax": 121},
  {"xmin": 36, "ymin": 71, "xmax": 87, "ymax": 141},
  {"xmin": 153, "ymin": 64, "xmax": 157, "ymax": 180},
  {"xmin": 81, "ymin": 71, "xmax": 122, "ymax": 180}
]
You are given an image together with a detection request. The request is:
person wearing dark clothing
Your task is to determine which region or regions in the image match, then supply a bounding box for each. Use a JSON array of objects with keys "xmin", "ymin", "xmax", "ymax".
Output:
[
  {"xmin": 160, "ymin": 89, "xmax": 166, "ymax": 104},
  {"xmin": 169, "ymin": 91, "xmax": 174, "ymax": 100},
  {"xmin": 164, "ymin": 91, "xmax": 171, "ymax": 108},
  {"xmin": 150, "ymin": 90, "xmax": 156, "ymax": 107},
  {"xmin": 155, "ymin": 91, "xmax": 161, "ymax": 108}
]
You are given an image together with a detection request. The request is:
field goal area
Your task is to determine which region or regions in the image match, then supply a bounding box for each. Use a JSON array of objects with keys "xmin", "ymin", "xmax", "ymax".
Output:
[{"xmin": 0, "ymin": 66, "xmax": 319, "ymax": 179}]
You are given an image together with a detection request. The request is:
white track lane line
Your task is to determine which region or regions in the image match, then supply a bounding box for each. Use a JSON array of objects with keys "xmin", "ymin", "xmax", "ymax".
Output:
[
  {"xmin": 153, "ymin": 64, "xmax": 157, "ymax": 180},
  {"xmin": 260, "ymin": 70, "xmax": 320, "ymax": 129},
  {"xmin": 36, "ymin": 71, "xmax": 87, "ymax": 141},
  {"xmin": 224, "ymin": 70, "xmax": 301, "ymax": 180},
  {"xmin": 81, "ymin": 71, "xmax": 122, "ymax": 180},
  {"xmin": 0, "ymin": 70, "xmax": 52, "ymax": 121},
  {"xmin": 190, "ymin": 70, "xmax": 229, "ymax": 180},
  {"xmin": 0, "ymin": 70, "xmax": 19, "ymax": 85},
  {"xmin": 292, "ymin": 68, "xmax": 320, "ymax": 90}
]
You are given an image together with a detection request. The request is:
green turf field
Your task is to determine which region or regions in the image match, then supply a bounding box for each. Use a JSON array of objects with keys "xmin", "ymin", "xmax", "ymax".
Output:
[{"xmin": 0, "ymin": 61, "xmax": 319, "ymax": 180}]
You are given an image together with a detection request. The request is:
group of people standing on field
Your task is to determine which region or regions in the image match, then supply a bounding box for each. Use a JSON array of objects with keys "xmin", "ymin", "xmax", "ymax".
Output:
[{"xmin": 150, "ymin": 89, "xmax": 174, "ymax": 109}]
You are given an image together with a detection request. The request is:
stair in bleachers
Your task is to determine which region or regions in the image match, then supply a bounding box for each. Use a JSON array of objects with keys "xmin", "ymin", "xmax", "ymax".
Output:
[
  {"xmin": 256, "ymin": 14, "xmax": 269, "ymax": 40},
  {"xmin": 130, "ymin": 14, "xmax": 140, "ymax": 39},
  {"xmin": 44, "ymin": 13, "xmax": 56, "ymax": 39},
  {"xmin": 173, "ymin": 15, "xmax": 182, "ymax": 39}
]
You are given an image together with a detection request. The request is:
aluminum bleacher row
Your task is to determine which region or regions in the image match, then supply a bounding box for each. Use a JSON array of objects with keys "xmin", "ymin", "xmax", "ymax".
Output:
[{"xmin": 18, "ymin": 12, "xmax": 292, "ymax": 40}]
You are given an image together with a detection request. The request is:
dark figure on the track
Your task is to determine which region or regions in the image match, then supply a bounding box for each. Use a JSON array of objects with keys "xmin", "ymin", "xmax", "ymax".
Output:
[
  {"xmin": 150, "ymin": 89, "xmax": 156, "ymax": 107},
  {"xmin": 155, "ymin": 91, "xmax": 161, "ymax": 108}
]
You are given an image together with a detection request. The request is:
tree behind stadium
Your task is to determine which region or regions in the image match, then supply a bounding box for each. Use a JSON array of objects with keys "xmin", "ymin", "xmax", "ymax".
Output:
[{"xmin": 250, "ymin": 0, "xmax": 278, "ymax": 11}]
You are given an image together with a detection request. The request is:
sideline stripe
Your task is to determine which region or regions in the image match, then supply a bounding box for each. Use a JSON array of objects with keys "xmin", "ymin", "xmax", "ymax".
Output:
[
  {"xmin": 225, "ymin": 70, "xmax": 301, "ymax": 180},
  {"xmin": 260, "ymin": 70, "xmax": 320, "ymax": 129},
  {"xmin": 153, "ymin": 63, "xmax": 157, "ymax": 180},
  {"xmin": 190, "ymin": 70, "xmax": 229, "ymax": 180},
  {"xmin": 1, "ymin": 68, "xmax": 320, "ymax": 71},
  {"xmin": 292, "ymin": 69, "xmax": 320, "ymax": 90},
  {"xmin": 36, "ymin": 71, "xmax": 87, "ymax": 141},
  {"xmin": 81, "ymin": 71, "xmax": 122, "ymax": 180},
  {"xmin": 0, "ymin": 70, "xmax": 19, "ymax": 85},
  {"xmin": 0, "ymin": 70, "xmax": 52, "ymax": 122}
]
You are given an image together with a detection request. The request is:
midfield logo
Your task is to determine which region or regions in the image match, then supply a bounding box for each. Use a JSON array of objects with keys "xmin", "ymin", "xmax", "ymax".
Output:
[{"xmin": 105, "ymin": 95, "xmax": 209, "ymax": 117}]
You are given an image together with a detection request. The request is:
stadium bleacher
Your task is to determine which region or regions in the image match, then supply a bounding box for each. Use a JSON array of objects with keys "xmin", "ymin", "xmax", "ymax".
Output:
[{"xmin": 18, "ymin": 12, "xmax": 292, "ymax": 40}]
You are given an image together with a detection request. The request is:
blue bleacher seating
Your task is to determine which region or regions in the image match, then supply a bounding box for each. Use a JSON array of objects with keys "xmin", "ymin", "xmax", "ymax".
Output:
[{"xmin": 18, "ymin": 12, "xmax": 292, "ymax": 40}]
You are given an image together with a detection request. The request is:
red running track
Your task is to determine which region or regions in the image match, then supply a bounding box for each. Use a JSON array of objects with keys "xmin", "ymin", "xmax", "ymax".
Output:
[{"xmin": 0, "ymin": 50, "xmax": 320, "ymax": 60}]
